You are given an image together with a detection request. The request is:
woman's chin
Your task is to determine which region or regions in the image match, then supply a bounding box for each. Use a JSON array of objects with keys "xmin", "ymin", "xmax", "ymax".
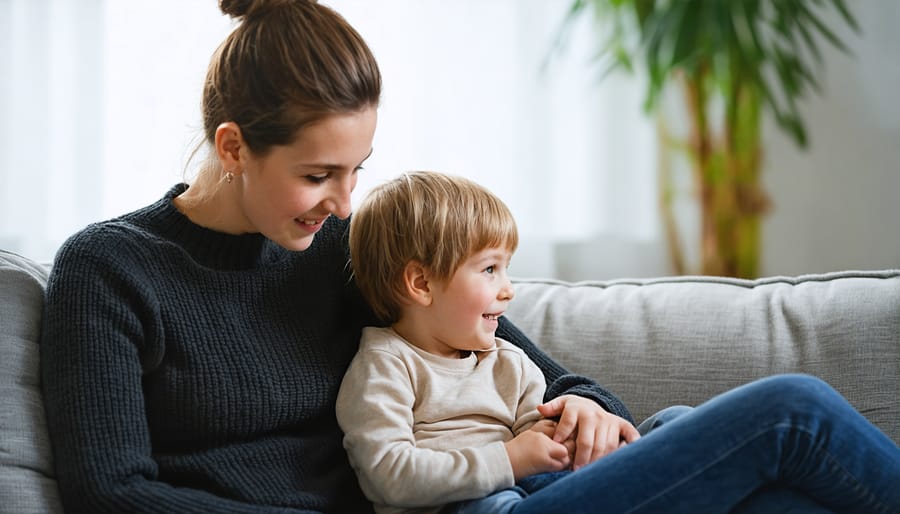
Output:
[{"xmin": 275, "ymin": 233, "xmax": 316, "ymax": 252}]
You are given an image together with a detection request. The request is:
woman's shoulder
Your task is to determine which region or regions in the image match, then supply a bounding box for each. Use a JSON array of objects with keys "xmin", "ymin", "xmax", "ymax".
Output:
[
  {"xmin": 51, "ymin": 188, "xmax": 190, "ymax": 279},
  {"xmin": 45, "ymin": 224, "xmax": 160, "ymax": 300},
  {"xmin": 54, "ymin": 217, "xmax": 162, "ymax": 267},
  {"xmin": 57, "ymin": 187, "xmax": 182, "ymax": 257}
]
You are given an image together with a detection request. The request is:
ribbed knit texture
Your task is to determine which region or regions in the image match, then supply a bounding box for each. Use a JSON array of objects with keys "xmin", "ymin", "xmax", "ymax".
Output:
[{"xmin": 39, "ymin": 184, "xmax": 632, "ymax": 513}]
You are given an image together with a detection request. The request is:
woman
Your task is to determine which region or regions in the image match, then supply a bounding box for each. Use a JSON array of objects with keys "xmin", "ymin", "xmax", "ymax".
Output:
[
  {"xmin": 41, "ymin": 1, "xmax": 900, "ymax": 513},
  {"xmin": 40, "ymin": 1, "xmax": 631, "ymax": 512}
]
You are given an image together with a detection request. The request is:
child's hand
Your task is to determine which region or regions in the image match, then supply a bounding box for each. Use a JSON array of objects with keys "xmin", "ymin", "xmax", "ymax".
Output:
[
  {"xmin": 528, "ymin": 419, "xmax": 577, "ymax": 465},
  {"xmin": 504, "ymin": 429, "xmax": 571, "ymax": 481},
  {"xmin": 538, "ymin": 395, "xmax": 640, "ymax": 470},
  {"xmin": 527, "ymin": 419, "xmax": 559, "ymax": 437}
]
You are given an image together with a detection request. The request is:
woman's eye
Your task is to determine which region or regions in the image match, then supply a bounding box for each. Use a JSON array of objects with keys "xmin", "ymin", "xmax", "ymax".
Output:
[{"xmin": 306, "ymin": 173, "xmax": 329, "ymax": 184}]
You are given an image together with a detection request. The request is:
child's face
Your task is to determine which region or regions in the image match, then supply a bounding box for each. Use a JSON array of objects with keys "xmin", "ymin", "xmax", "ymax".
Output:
[{"xmin": 427, "ymin": 246, "xmax": 515, "ymax": 354}]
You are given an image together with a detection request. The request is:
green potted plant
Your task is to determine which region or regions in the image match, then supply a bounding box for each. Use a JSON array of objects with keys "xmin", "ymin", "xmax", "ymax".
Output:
[{"xmin": 556, "ymin": 0, "xmax": 859, "ymax": 278}]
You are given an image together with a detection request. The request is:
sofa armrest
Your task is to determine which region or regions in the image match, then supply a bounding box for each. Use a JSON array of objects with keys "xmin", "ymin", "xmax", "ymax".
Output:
[
  {"xmin": 0, "ymin": 250, "xmax": 62, "ymax": 513},
  {"xmin": 507, "ymin": 271, "xmax": 900, "ymax": 445}
]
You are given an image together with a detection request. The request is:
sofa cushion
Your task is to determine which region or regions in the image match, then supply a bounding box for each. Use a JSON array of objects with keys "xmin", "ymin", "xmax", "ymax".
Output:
[
  {"xmin": 507, "ymin": 271, "xmax": 900, "ymax": 445},
  {"xmin": 0, "ymin": 250, "xmax": 62, "ymax": 513}
]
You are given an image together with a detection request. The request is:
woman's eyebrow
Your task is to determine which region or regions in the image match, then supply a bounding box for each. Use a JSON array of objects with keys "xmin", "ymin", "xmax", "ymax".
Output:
[
  {"xmin": 358, "ymin": 147, "xmax": 375, "ymax": 165},
  {"xmin": 298, "ymin": 148, "xmax": 374, "ymax": 171}
]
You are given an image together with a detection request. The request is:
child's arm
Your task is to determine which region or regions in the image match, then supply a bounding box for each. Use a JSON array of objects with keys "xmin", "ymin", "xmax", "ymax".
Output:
[{"xmin": 335, "ymin": 347, "xmax": 513, "ymax": 508}]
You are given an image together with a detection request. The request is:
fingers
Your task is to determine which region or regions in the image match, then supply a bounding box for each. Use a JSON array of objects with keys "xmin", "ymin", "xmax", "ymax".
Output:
[
  {"xmin": 570, "ymin": 415, "xmax": 642, "ymax": 470},
  {"xmin": 562, "ymin": 437, "xmax": 577, "ymax": 459},
  {"xmin": 595, "ymin": 423, "xmax": 621, "ymax": 462},
  {"xmin": 529, "ymin": 419, "xmax": 558, "ymax": 438},
  {"xmin": 572, "ymin": 423, "xmax": 596, "ymax": 470},
  {"xmin": 538, "ymin": 396, "xmax": 578, "ymax": 444},
  {"xmin": 620, "ymin": 419, "xmax": 641, "ymax": 444},
  {"xmin": 551, "ymin": 401, "xmax": 579, "ymax": 444},
  {"xmin": 545, "ymin": 437, "xmax": 571, "ymax": 464},
  {"xmin": 541, "ymin": 395, "xmax": 642, "ymax": 470},
  {"xmin": 536, "ymin": 397, "xmax": 564, "ymax": 419}
]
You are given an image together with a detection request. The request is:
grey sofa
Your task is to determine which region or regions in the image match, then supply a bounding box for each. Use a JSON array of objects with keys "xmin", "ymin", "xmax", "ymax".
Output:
[{"xmin": 2, "ymin": 248, "xmax": 899, "ymax": 513}]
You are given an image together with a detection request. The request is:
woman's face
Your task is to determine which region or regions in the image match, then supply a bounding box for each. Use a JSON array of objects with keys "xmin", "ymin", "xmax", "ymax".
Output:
[{"xmin": 238, "ymin": 108, "xmax": 377, "ymax": 251}]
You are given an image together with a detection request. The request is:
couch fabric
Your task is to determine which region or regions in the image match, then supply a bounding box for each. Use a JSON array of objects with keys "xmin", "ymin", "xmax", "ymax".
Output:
[
  {"xmin": 0, "ymin": 251, "xmax": 62, "ymax": 513},
  {"xmin": 505, "ymin": 273, "xmax": 900, "ymax": 440},
  {"xmin": 1, "ymin": 248, "xmax": 898, "ymax": 513}
]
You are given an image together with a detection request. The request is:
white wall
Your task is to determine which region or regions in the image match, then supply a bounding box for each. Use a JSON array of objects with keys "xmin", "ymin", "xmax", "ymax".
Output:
[
  {"xmin": 761, "ymin": 2, "xmax": 900, "ymax": 277},
  {"xmin": 558, "ymin": 0, "xmax": 900, "ymax": 281}
]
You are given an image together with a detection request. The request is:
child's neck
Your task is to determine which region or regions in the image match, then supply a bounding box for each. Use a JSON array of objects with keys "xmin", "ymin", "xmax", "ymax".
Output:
[{"xmin": 391, "ymin": 320, "xmax": 469, "ymax": 359}]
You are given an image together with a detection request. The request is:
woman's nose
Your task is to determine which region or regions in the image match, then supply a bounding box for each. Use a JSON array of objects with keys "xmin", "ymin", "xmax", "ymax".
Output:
[{"xmin": 324, "ymin": 174, "xmax": 356, "ymax": 219}]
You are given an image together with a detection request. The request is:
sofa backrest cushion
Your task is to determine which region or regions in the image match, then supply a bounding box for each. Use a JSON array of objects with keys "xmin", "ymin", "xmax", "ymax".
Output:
[
  {"xmin": 0, "ymin": 250, "xmax": 62, "ymax": 513},
  {"xmin": 507, "ymin": 271, "xmax": 900, "ymax": 445}
]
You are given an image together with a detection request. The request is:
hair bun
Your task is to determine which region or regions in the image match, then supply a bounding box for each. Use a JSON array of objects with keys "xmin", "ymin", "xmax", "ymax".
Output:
[
  {"xmin": 219, "ymin": 0, "xmax": 315, "ymax": 20},
  {"xmin": 219, "ymin": 0, "xmax": 254, "ymax": 19}
]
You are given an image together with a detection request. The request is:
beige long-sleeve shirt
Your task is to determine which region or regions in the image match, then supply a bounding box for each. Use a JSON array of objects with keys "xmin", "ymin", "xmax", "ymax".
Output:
[{"xmin": 335, "ymin": 326, "xmax": 547, "ymax": 514}]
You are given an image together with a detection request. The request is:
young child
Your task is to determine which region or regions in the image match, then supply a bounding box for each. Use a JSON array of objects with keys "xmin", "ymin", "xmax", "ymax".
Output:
[
  {"xmin": 337, "ymin": 171, "xmax": 900, "ymax": 514},
  {"xmin": 336, "ymin": 171, "xmax": 590, "ymax": 513}
]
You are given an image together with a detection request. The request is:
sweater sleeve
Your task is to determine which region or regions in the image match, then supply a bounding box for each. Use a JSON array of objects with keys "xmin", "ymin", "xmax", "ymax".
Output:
[
  {"xmin": 40, "ymin": 231, "xmax": 315, "ymax": 514},
  {"xmin": 496, "ymin": 316, "xmax": 635, "ymax": 425},
  {"xmin": 335, "ymin": 347, "xmax": 514, "ymax": 509}
]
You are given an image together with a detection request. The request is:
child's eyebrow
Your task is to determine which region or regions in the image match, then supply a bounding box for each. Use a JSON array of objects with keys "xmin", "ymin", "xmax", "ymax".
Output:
[{"xmin": 474, "ymin": 248, "xmax": 512, "ymax": 263}]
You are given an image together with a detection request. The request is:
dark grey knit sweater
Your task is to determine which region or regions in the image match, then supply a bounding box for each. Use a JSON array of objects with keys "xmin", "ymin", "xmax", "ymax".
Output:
[{"xmin": 40, "ymin": 184, "xmax": 632, "ymax": 513}]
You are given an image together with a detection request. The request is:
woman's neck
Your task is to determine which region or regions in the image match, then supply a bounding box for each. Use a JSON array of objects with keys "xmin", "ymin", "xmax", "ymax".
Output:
[{"xmin": 173, "ymin": 175, "xmax": 252, "ymax": 235}]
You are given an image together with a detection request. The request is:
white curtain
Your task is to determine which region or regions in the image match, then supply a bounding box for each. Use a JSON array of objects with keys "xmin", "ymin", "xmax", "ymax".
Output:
[
  {"xmin": 2, "ymin": 0, "xmax": 233, "ymax": 262},
  {"xmin": 2, "ymin": 0, "xmax": 664, "ymax": 280},
  {"xmin": 3, "ymin": 0, "xmax": 104, "ymax": 261}
]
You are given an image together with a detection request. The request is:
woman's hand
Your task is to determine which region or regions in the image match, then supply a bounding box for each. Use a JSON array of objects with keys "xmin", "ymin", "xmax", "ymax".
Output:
[{"xmin": 537, "ymin": 394, "xmax": 640, "ymax": 470}]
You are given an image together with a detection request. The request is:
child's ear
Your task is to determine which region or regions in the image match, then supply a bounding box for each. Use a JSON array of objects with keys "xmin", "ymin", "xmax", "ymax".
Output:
[{"xmin": 402, "ymin": 261, "xmax": 433, "ymax": 307}]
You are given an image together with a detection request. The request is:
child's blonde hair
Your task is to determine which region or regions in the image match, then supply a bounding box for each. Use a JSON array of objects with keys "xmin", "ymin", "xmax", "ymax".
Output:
[{"xmin": 349, "ymin": 171, "xmax": 518, "ymax": 323}]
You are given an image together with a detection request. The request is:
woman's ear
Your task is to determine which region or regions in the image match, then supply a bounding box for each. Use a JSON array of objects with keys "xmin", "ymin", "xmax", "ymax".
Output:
[
  {"xmin": 214, "ymin": 122, "xmax": 244, "ymax": 175},
  {"xmin": 402, "ymin": 261, "xmax": 433, "ymax": 307}
]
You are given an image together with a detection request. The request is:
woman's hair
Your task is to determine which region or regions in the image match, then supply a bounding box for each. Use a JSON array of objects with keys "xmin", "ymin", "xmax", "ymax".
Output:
[
  {"xmin": 350, "ymin": 171, "xmax": 519, "ymax": 323},
  {"xmin": 201, "ymin": 0, "xmax": 381, "ymax": 156}
]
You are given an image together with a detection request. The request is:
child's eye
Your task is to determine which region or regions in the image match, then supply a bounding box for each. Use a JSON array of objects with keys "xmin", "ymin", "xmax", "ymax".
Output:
[{"xmin": 484, "ymin": 265, "xmax": 495, "ymax": 274}]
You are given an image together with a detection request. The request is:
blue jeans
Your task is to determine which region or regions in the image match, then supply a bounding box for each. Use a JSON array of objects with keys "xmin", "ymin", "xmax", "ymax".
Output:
[
  {"xmin": 444, "ymin": 374, "xmax": 900, "ymax": 514},
  {"xmin": 446, "ymin": 406, "xmax": 690, "ymax": 514}
]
